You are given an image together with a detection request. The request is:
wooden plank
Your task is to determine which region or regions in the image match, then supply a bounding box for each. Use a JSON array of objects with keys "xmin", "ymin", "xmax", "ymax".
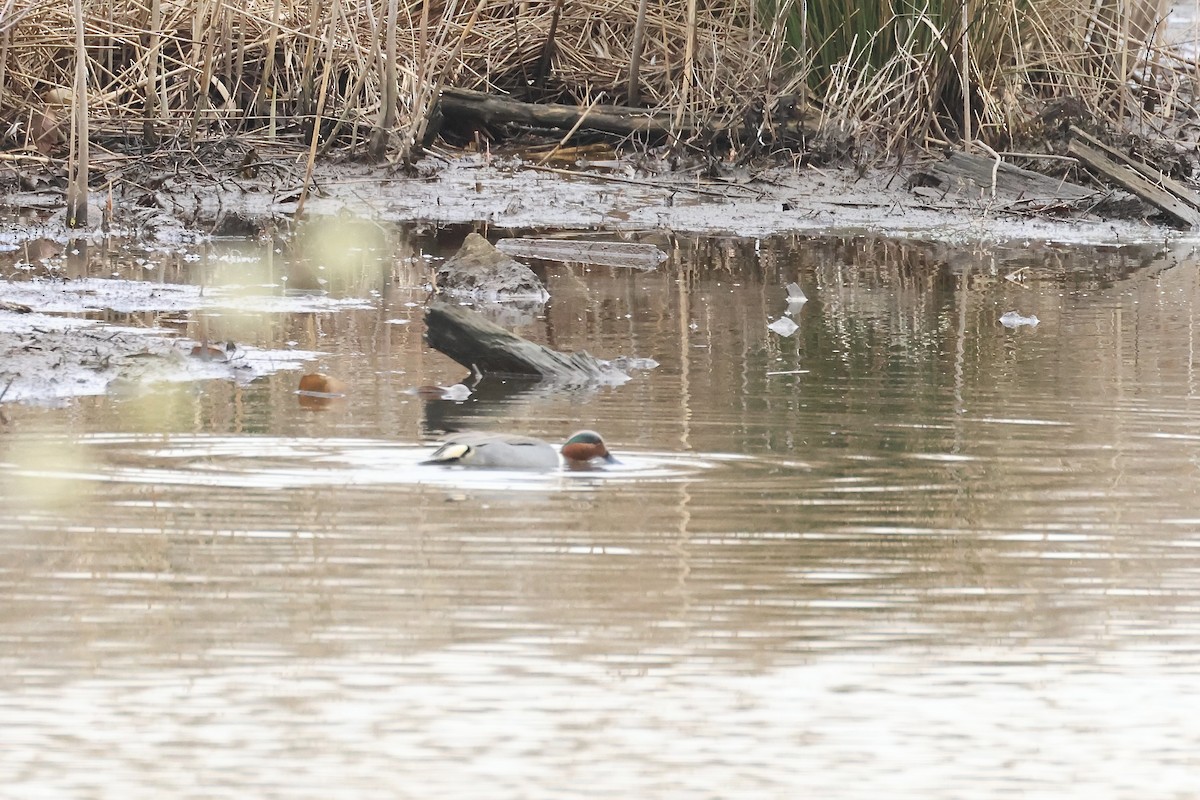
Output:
[
  {"xmin": 1069, "ymin": 125, "xmax": 1200, "ymax": 211},
  {"xmin": 495, "ymin": 238, "xmax": 666, "ymax": 270},
  {"xmin": 919, "ymin": 151, "xmax": 1096, "ymax": 202},
  {"xmin": 1067, "ymin": 139, "xmax": 1200, "ymax": 229}
]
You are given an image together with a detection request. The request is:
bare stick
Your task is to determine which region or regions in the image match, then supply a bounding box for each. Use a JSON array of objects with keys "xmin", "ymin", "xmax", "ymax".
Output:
[
  {"xmin": 369, "ymin": 0, "xmax": 398, "ymax": 160},
  {"xmin": 536, "ymin": 94, "xmax": 602, "ymax": 166},
  {"xmin": 144, "ymin": 0, "xmax": 162, "ymax": 144},
  {"xmin": 67, "ymin": 0, "xmax": 89, "ymax": 228},
  {"xmin": 295, "ymin": 0, "xmax": 342, "ymax": 215},
  {"xmin": 626, "ymin": 0, "xmax": 649, "ymax": 104},
  {"xmin": 256, "ymin": 0, "xmax": 282, "ymax": 124},
  {"xmin": 960, "ymin": 0, "xmax": 971, "ymax": 149},
  {"xmin": 535, "ymin": 0, "xmax": 564, "ymax": 92}
]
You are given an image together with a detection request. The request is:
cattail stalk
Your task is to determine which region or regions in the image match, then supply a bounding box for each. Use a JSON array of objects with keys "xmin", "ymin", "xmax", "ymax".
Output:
[
  {"xmin": 961, "ymin": 0, "xmax": 972, "ymax": 149},
  {"xmin": 626, "ymin": 0, "xmax": 648, "ymax": 104},
  {"xmin": 298, "ymin": 0, "xmax": 325, "ymax": 124},
  {"xmin": 144, "ymin": 0, "xmax": 162, "ymax": 144},
  {"xmin": 67, "ymin": 0, "xmax": 89, "ymax": 229},
  {"xmin": 296, "ymin": 0, "xmax": 342, "ymax": 214},
  {"xmin": 256, "ymin": 0, "xmax": 282, "ymax": 125},
  {"xmin": 369, "ymin": 0, "xmax": 398, "ymax": 160},
  {"xmin": 535, "ymin": 0, "xmax": 563, "ymax": 91}
]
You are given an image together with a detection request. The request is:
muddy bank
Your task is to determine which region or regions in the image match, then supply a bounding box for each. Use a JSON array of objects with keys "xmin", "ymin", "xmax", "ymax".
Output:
[{"xmin": 0, "ymin": 154, "xmax": 1184, "ymax": 247}]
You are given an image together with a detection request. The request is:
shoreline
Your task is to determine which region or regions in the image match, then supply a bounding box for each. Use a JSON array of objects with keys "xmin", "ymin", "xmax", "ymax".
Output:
[{"xmin": 1, "ymin": 154, "xmax": 1185, "ymax": 247}]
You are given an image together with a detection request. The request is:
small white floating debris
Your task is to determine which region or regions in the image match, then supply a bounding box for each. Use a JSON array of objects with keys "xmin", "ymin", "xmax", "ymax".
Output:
[
  {"xmin": 495, "ymin": 238, "xmax": 666, "ymax": 270},
  {"xmin": 768, "ymin": 316, "xmax": 800, "ymax": 337},
  {"xmin": 786, "ymin": 282, "xmax": 808, "ymax": 303},
  {"xmin": 385, "ymin": 318, "xmax": 410, "ymax": 325},
  {"xmin": 606, "ymin": 355, "xmax": 660, "ymax": 372},
  {"xmin": 766, "ymin": 369, "xmax": 811, "ymax": 376},
  {"xmin": 404, "ymin": 383, "xmax": 473, "ymax": 401},
  {"xmin": 439, "ymin": 383, "xmax": 472, "ymax": 401},
  {"xmin": 999, "ymin": 310, "xmax": 1040, "ymax": 328}
]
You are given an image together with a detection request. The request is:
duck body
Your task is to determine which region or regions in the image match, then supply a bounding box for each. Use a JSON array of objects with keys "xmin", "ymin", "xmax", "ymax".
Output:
[{"xmin": 422, "ymin": 430, "xmax": 615, "ymax": 470}]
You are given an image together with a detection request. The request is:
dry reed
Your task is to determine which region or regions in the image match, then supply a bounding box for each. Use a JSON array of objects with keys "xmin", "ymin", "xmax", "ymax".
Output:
[
  {"xmin": 66, "ymin": 0, "xmax": 88, "ymax": 227},
  {"xmin": 0, "ymin": 0, "xmax": 1192, "ymax": 174}
]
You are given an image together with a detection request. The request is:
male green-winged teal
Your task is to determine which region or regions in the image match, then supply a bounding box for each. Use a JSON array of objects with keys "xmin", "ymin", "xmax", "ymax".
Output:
[{"xmin": 422, "ymin": 430, "xmax": 616, "ymax": 470}]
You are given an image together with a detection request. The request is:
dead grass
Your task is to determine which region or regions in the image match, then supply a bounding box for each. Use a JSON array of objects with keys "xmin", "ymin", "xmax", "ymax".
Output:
[{"xmin": 0, "ymin": 0, "xmax": 1194, "ymax": 170}]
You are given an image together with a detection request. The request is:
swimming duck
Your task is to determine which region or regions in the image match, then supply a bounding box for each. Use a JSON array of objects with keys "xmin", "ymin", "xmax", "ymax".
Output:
[{"xmin": 422, "ymin": 430, "xmax": 616, "ymax": 470}]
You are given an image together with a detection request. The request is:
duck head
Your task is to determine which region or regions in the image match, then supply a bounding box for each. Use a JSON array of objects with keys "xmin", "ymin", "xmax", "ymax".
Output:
[{"xmin": 560, "ymin": 430, "xmax": 617, "ymax": 466}]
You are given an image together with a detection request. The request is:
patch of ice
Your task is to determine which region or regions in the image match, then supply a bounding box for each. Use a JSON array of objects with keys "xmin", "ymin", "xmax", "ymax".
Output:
[
  {"xmin": 439, "ymin": 383, "xmax": 472, "ymax": 401},
  {"xmin": 0, "ymin": 317, "xmax": 321, "ymax": 405},
  {"xmin": 999, "ymin": 310, "xmax": 1040, "ymax": 328},
  {"xmin": 605, "ymin": 356, "xmax": 659, "ymax": 372},
  {"xmin": 0, "ymin": 293, "xmax": 325, "ymax": 405},
  {"xmin": 768, "ymin": 316, "xmax": 800, "ymax": 337},
  {"xmin": 0, "ymin": 277, "xmax": 375, "ymax": 314}
]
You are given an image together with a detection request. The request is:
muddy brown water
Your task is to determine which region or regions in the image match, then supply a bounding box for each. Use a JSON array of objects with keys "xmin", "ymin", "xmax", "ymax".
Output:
[{"xmin": 2, "ymin": 225, "xmax": 1200, "ymax": 798}]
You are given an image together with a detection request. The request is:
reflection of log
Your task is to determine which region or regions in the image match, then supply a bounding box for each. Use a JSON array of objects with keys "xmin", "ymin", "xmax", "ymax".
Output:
[
  {"xmin": 437, "ymin": 87, "xmax": 703, "ymax": 137},
  {"xmin": 425, "ymin": 301, "xmax": 620, "ymax": 382}
]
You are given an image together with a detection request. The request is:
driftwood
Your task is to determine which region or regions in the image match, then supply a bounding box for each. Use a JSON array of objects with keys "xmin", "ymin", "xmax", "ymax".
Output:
[
  {"xmin": 425, "ymin": 301, "xmax": 625, "ymax": 383},
  {"xmin": 1067, "ymin": 126, "xmax": 1200, "ymax": 229},
  {"xmin": 437, "ymin": 86, "xmax": 704, "ymax": 138},
  {"xmin": 917, "ymin": 152, "xmax": 1095, "ymax": 204},
  {"xmin": 495, "ymin": 238, "xmax": 666, "ymax": 270},
  {"xmin": 914, "ymin": 150, "xmax": 1143, "ymax": 218},
  {"xmin": 434, "ymin": 87, "xmax": 819, "ymax": 145}
]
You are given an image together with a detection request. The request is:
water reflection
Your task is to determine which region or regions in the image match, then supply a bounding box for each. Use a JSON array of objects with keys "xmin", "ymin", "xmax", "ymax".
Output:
[{"xmin": 2, "ymin": 228, "xmax": 1200, "ymax": 798}]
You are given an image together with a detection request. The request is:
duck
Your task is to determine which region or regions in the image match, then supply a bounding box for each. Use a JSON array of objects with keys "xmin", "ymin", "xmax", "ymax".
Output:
[{"xmin": 421, "ymin": 429, "xmax": 616, "ymax": 470}]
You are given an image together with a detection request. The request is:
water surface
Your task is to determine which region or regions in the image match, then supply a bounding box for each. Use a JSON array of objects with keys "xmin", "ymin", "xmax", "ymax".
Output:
[{"xmin": 2, "ymin": 229, "xmax": 1199, "ymax": 798}]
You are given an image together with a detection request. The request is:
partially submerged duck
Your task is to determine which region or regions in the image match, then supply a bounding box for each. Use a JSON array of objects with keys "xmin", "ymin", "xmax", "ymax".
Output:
[{"xmin": 422, "ymin": 430, "xmax": 616, "ymax": 470}]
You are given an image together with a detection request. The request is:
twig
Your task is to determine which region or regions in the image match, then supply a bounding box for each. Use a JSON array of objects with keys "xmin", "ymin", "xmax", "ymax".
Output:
[
  {"xmin": 536, "ymin": 95, "xmax": 602, "ymax": 166},
  {"xmin": 526, "ymin": 164, "xmax": 763, "ymax": 198}
]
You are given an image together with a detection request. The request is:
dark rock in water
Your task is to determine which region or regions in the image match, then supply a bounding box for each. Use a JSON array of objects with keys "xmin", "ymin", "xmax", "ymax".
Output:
[{"xmin": 436, "ymin": 232, "xmax": 549, "ymax": 303}]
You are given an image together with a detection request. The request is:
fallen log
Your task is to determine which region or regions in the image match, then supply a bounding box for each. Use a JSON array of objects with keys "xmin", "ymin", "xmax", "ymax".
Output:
[
  {"xmin": 1067, "ymin": 139, "xmax": 1200, "ymax": 229},
  {"xmin": 434, "ymin": 87, "xmax": 820, "ymax": 146},
  {"xmin": 916, "ymin": 151, "xmax": 1095, "ymax": 203},
  {"xmin": 495, "ymin": 237, "xmax": 666, "ymax": 270},
  {"xmin": 424, "ymin": 301, "xmax": 628, "ymax": 383},
  {"xmin": 913, "ymin": 150, "xmax": 1141, "ymax": 218},
  {"xmin": 1068, "ymin": 126, "xmax": 1200, "ymax": 222},
  {"xmin": 437, "ymin": 86, "xmax": 703, "ymax": 138}
]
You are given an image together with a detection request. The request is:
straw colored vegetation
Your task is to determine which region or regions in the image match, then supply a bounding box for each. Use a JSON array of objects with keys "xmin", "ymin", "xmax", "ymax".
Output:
[{"xmin": 0, "ymin": 0, "xmax": 1192, "ymax": 171}]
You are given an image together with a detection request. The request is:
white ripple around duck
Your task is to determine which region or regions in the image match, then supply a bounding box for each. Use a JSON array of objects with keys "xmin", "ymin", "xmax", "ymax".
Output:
[{"xmin": 57, "ymin": 434, "xmax": 749, "ymax": 493}]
